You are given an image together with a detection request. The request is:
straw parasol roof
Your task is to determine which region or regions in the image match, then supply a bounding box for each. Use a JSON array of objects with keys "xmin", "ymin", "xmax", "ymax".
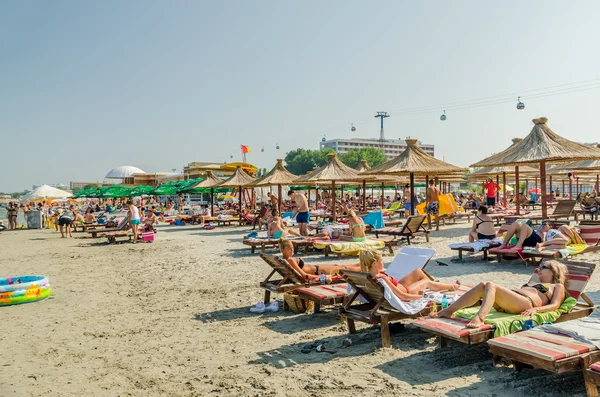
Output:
[
  {"xmin": 293, "ymin": 153, "xmax": 360, "ymax": 184},
  {"xmin": 356, "ymin": 160, "xmax": 371, "ymax": 173},
  {"xmin": 470, "ymin": 165, "xmax": 540, "ymax": 179},
  {"xmin": 217, "ymin": 166, "xmax": 256, "ymax": 188},
  {"xmin": 252, "ymin": 159, "xmax": 297, "ymax": 186},
  {"xmin": 471, "ymin": 118, "xmax": 600, "ymax": 167},
  {"xmin": 549, "ymin": 159, "xmax": 600, "ymax": 173},
  {"xmin": 365, "ymin": 138, "xmax": 467, "ymax": 176},
  {"xmin": 190, "ymin": 171, "xmax": 223, "ymax": 188}
]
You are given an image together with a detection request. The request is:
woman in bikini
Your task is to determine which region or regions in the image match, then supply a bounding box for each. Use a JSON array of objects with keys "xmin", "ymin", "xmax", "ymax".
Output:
[
  {"xmin": 360, "ymin": 249, "xmax": 460, "ymax": 300},
  {"xmin": 279, "ymin": 239, "xmax": 361, "ymax": 281},
  {"xmin": 340, "ymin": 210, "xmax": 367, "ymax": 242},
  {"xmin": 430, "ymin": 260, "xmax": 568, "ymax": 328},
  {"xmin": 84, "ymin": 208, "xmax": 97, "ymax": 224},
  {"xmin": 497, "ymin": 221, "xmax": 553, "ymax": 252},
  {"xmin": 468, "ymin": 205, "xmax": 496, "ymax": 242},
  {"xmin": 268, "ymin": 209, "xmax": 301, "ymax": 239}
]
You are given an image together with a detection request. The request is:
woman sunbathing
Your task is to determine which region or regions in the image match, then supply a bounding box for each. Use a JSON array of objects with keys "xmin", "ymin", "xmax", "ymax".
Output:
[
  {"xmin": 430, "ymin": 260, "xmax": 568, "ymax": 328},
  {"xmin": 469, "ymin": 205, "xmax": 495, "ymax": 242},
  {"xmin": 84, "ymin": 208, "xmax": 96, "ymax": 224},
  {"xmin": 340, "ymin": 210, "xmax": 367, "ymax": 242},
  {"xmin": 535, "ymin": 224, "xmax": 584, "ymax": 250},
  {"xmin": 268, "ymin": 209, "xmax": 301, "ymax": 239},
  {"xmin": 360, "ymin": 249, "xmax": 460, "ymax": 300},
  {"xmin": 279, "ymin": 239, "xmax": 360, "ymax": 281},
  {"xmin": 497, "ymin": 221, "xmax": 552, "ymax": 252}
]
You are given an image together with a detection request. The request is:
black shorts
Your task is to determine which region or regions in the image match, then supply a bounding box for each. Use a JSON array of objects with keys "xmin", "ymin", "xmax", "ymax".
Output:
[
  {"xmin": 486, "ymin": 197, "xmax": 496, "ymax": 206},
  {"xmin": 58, "ymin": 217, "xmax": 73, "ymax": 227},
  {"xmin": 523, "ymin": 231, "xmax": 542, "ymax": 247},
  {"xmin": 477, "ymin": 232, "xmax": 496, "ymax": 240}
]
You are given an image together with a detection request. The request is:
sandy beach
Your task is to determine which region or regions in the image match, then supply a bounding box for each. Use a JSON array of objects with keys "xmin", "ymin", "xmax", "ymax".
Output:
[{"xmin": 1, "ymin": 222, "xmax": 598, "ymax": 397}]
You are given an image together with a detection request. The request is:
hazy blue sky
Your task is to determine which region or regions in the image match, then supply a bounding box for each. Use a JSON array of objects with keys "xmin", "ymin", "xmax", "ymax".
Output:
[{"xmin": 2, "ymin": 1, "xmax": 600, "ymax": 192}]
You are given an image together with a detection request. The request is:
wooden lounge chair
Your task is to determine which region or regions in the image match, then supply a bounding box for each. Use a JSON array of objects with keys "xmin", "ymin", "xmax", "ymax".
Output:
[
  {"xmin": 216, "ymin": 217, "xmax": 241, "ymax": 226},
  {"xmin": 338, "ymin": 247, "xmax": 467, "ymax": 347},
  {"xmin": 86, "ymin": 219, "xmax": 129, "ymax": 238},
  {"xmin": 372, "ymin": 215, "xmax": 430, "ymax": 245},
  {"xmin": 258, "ymin": 254, "xmax": 345, "ymax": 308},
  {"xmin": 243, "ymin": 238, "xmax": 280, "ymax": 254},
  {"xmin": 414, "ymin": 260, "xmax": 597, "ymax": 348},
  {"xmin": 488, "ymin": 318, "xmax": 600, "ymax": 397},
  {"xmin": 529, "ymin": 200, "xmax": 577, "ymax": 222}
]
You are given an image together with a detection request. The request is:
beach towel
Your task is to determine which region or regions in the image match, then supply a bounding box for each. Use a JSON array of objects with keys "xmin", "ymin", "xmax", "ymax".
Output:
[
  {"xmin": 453, "ymin": 297, "xmax": 577, "ymax": 337},
  {"xmin": 448, "ymin": 241, "xmax": 492, "ymax": 253},
  {"xmin": 378, "ymin": 279, "xmax": 460, "ymax": 314},
  {"xmin": 312, "ymin": 239, "xmax": 385, "ymax": 256},
  {"xmin": 536, "ymin": 309, "xmax": 600, "ymax": 348},
  {"xmin": 522, "ymin": 243, "xmax": 588, "ymax": 259},
  {"xmin": 362, "ymin": 210, "xmax": 384, "ymax": 229}
]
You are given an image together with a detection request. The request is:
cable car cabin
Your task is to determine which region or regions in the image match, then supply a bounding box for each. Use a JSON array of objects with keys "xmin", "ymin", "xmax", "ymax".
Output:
[
  {"xmin": 440, "ymin": 111, "xmax": 447, "ymax": 121},
  {"xmin": 516, "ymin": 96, "xmax": 525, "ymax": 110},
  {"xmin": 351, "ymin": 123, "xmax": 356, "ymax": 132}
]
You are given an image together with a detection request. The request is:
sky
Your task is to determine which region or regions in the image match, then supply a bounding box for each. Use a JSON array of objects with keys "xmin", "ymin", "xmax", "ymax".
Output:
[{"xmin": 1, "ymin": 1, "xmax": 600, "ymax": 192}]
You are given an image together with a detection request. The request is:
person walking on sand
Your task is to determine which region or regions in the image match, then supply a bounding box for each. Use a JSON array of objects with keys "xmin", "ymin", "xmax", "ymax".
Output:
[
  {"xmin": 6, "ymin": 202, "xmax": 17, "ymax": 230},
  {"xmin": 484, "ymin": 177, "xmax": 499, "ymax": 207},
  {"xmin": 426, "ymin": 179, "xmax": 441, "ymax": 231},
  {"xmin": 288, "ymin": 190, "xmax": 310, "ymax": 236},
  {"xmin": 127, "ymin": 199, "xmax": 141, "ymax": 243}
]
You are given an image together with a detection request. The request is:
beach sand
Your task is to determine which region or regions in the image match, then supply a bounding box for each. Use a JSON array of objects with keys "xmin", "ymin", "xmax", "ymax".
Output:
[{"xmin": 1, "ymin": 222, "xmax": 598, "ymax": 396}]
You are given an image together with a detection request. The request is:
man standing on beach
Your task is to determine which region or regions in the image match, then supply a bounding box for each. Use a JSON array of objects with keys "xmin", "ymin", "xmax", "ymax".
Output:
[
  {"xmin": 289, "ymin": 190, "xmax": 309, "ymax": 236},
  {"xmin": 426, "ymin": 179, "xmax": 441, "ymax": 231},
  {"xmin": 267, "ymin": 192, "xmax": 278, "ymax": 209},
  {"xmin": 484, "ymin": 177, "xmax": 499, "ymax": 207}
]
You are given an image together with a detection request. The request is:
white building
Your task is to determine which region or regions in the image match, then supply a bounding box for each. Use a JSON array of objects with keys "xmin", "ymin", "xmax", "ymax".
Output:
[{"xmin": 320, "ymin": 137, "xmax": 434, "ymax": 160}]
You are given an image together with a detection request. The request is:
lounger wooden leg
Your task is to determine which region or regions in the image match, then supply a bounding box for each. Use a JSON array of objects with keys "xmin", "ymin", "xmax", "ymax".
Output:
[
  {"xmin": 264, "ymin": 290, "xmax": 271, "ymax": 304},
  {"xmin": 491, "ymin": 354, "xmax": 501, "ymax": 366},
  {"xmin": 582, "ymin": 355, "xmax": 600, "ymax": 397},
  {"xmin": 313, "ymin": 301, "xmax": 321, "ymax": 314},
  {"xmin": 483, "ymin": 249, "xmax": 488, "ymax": 260},
  {"xmin": 439, "ymin": 336, "xmax": 448, "ymax": 348},
  {"xmin": 425, "ymin": 233, "xmax": 429, "ymax": 243},
  {"xmin": 458, "ymin": 250, "xmax": 463, "ymax": 260},
  {"xmin": 380, "ymin": 314, "xmax": 391, "ymax": 348},
  {"xmin": 346, "ymin": 318, "xmax": 357, "ymax": 334},
  {"xmin": 387, "ymin": 243, "xmax": 394, "ymax": 255}
]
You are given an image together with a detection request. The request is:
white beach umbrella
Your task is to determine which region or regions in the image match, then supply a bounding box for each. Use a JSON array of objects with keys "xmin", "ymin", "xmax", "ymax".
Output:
[{"xmin": 23, "ymin": 185, "xmax": 72, "ymax": 200}]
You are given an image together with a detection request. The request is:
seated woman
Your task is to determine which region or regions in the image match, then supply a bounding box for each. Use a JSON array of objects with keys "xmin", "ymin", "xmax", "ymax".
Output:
[
  {"xmin": 144, "ymin": 207, "xmax": 158, "ymax": 226},
  {"xmin": 430, "ymin": 260, "xmax": 568, "ymax": 328},
  {"xmin": 279, "ymin": 239, "xmax": 361, "ymax": 281},
  {"xmin": 360, "ymin": 249, "xmax": 460, "ymax": 300},
  {"xmin": 84, "ymin": 208, "xmax": 96, "ymax": 224},
  {"xmin": 268, "ymin": 209, "xmax": 301, "ymax": 239},
  {"xmin": 469, "ymin": 205, "xmax": 496, "ymax": 242},
  {"xmin": 252, "ymin": 203, "xmax": 270, "ymax": 231},
  {"xmin": 340, "ymin": 210, "xmax": 367, "ymax": 242},
  {"xmin": 497, "ymin": 221, "xmax": 552, "ymax": 252},
  {"xmin": 310, "ymin": 225, "xmax": 341, "ymax": 240}
]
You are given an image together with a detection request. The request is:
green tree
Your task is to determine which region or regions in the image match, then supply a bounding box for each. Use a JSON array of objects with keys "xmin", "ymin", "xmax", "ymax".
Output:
[
  {"xmin": 339, "ymin": 148, "xmax": 388, "ymax": 169},
  {"xmin": 284, "ymin": 148, "xmax": 335, "ymax": 175},
  {"xmin": 83, "ymin": 184, "xmax": 100, "ymax": 190}
]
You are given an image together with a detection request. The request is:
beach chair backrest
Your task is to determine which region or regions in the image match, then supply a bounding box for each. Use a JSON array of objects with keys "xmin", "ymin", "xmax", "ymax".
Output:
[
  {"xmin": 578, "ymin": 224, "xmax": 600, "ymax": 246},
  {"xmin": 340, "ymin": 270, "xmax": 394, "ymax": 311},
  {"xmin": 552, "ymin": 200, "xmax": 576, "ymax": 217},
  {"xmin": 386, "ymin": 247, "xmax": 435, "ymax": 280},
  {"xmin": 259, "ymin": 254, "xmax": 305, "ymax": 285},
  {"xmin": 528, "ymin": 260, "xmax": 595, "ymax": 300},
  {"xmin": 403, "ymin": 215, "xmax": 426, "ymax": 234}
]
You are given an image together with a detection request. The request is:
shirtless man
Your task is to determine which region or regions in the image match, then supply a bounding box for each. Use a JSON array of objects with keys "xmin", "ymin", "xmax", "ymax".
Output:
[
  {"xmin": 288, "ymin": 190, "xmax": 310, "ymax": 236},
  {"xmin": 426, "ymin": 179, "xmax": 441, "ymax": 231}
]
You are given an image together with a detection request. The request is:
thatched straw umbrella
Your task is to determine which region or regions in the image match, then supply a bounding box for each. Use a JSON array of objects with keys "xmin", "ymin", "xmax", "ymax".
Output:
[
  {"xmin": 251, "ymin": 159, "xmax": 297, "ymax": 214},
  {"xmin": 293, "ymin": 153, "xmax": 360, "ymax": 221},
  {"xmin": 353, "ymin": 160, "xmax": 409, "ymax": 211},
  {"xmin": 364, "ymin": 138, "xmax": 467, "ymax": 215},
  {"xmin": 216, "ymin": 166, "xmax": 257, "ymax": 220},
  {"xmin": 471, "ymin": 117, "xmax": 600, "ymax": 218},
  {"xmin": 189, "ymin": 171, "xmax": 223, "ymax": 217},
  {"xmin": 470, "ymin": 164, "xmax": 539, "ymax": 205},
  {"xmin": 549, "ymin": 147, "xmax": 600, "ymax": 195}
]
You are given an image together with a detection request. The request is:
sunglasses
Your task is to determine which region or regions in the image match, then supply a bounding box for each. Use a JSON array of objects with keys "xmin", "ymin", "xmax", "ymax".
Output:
[{"xmin": 539, "ymin": 264, "xmax": 550, "ymax": 270}]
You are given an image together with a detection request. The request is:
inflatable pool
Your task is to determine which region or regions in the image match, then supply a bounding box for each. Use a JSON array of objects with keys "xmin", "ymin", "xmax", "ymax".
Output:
[{"xmin": 0, "ymin": 276, "xmax": 52, "ymax": 306}]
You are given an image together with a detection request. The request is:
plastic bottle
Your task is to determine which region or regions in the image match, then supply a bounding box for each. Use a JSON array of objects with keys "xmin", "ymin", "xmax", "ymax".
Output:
[
  {"xmin": 441, "ymin": 295, "xmax": 448, "ymax": 310},
  {"xmin": 320, "ymin": 272, "xmax": 326, "ymax": 285},
  {"xmin": 305, "ymin": 275, "xmax": 310, "ymax": 288}
]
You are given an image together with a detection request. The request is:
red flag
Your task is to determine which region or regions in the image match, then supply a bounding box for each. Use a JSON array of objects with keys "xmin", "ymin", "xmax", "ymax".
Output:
[{"xmin": 241, "ymin": 145, "xmax": 251, "ymax": 154}]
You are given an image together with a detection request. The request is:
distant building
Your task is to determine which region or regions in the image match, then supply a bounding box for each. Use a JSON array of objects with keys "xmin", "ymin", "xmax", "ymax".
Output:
[
  {"xmin": 319, "ymin": 137, "xmax": 434, "ymax": 160},
  {"xmin": 70, "ymin": 181, "xmax": 110, "ymax": 192}
]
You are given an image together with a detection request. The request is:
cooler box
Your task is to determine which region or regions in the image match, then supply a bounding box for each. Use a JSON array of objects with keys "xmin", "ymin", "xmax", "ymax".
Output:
[{"xmin": 141, "ymin": 231, "xmax": 155, "ymax": 243}]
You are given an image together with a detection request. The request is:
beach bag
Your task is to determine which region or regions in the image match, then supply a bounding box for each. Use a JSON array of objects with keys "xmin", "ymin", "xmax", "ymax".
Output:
[
  {"xmin": 175, "ymin": 219, "xmax": 185, "ymax": 226},
  {"xmin": 283, "ymin": 291, "xmax": 313, "ymax": 313}
]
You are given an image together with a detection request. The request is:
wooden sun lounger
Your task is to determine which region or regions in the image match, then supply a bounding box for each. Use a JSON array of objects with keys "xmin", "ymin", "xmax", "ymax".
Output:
[
  {"xmin": 414, "ymin": 260, "xmax": 597, "ymax": 348},
  {"xmin": 528, "ymin": 200, "xmax": 577, "ymax": 222},
  {"xmin": 215, "ymin": 217, "xmax": 241, "ymax": 226},
  {"xmin": 488, "ymin": 324, "xmax": 600, "ymax": 397},
  {"xmin": 105, "ymin": 231, "xmax": 132, "ymax": 244},
  {"xmin": 87, "ymin": 220, "xmax": 129, "ymax": 238},
  {"xmin": 372, "ymin": 215, "xmax": 430, "ymax": 244},
  {"xmin": 258, "ymin": 254, "xmax": 345, "ymax": 310},
  {"xmin": 243, "ymin": 238, "xmax": 313, "ymax": 255}
]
